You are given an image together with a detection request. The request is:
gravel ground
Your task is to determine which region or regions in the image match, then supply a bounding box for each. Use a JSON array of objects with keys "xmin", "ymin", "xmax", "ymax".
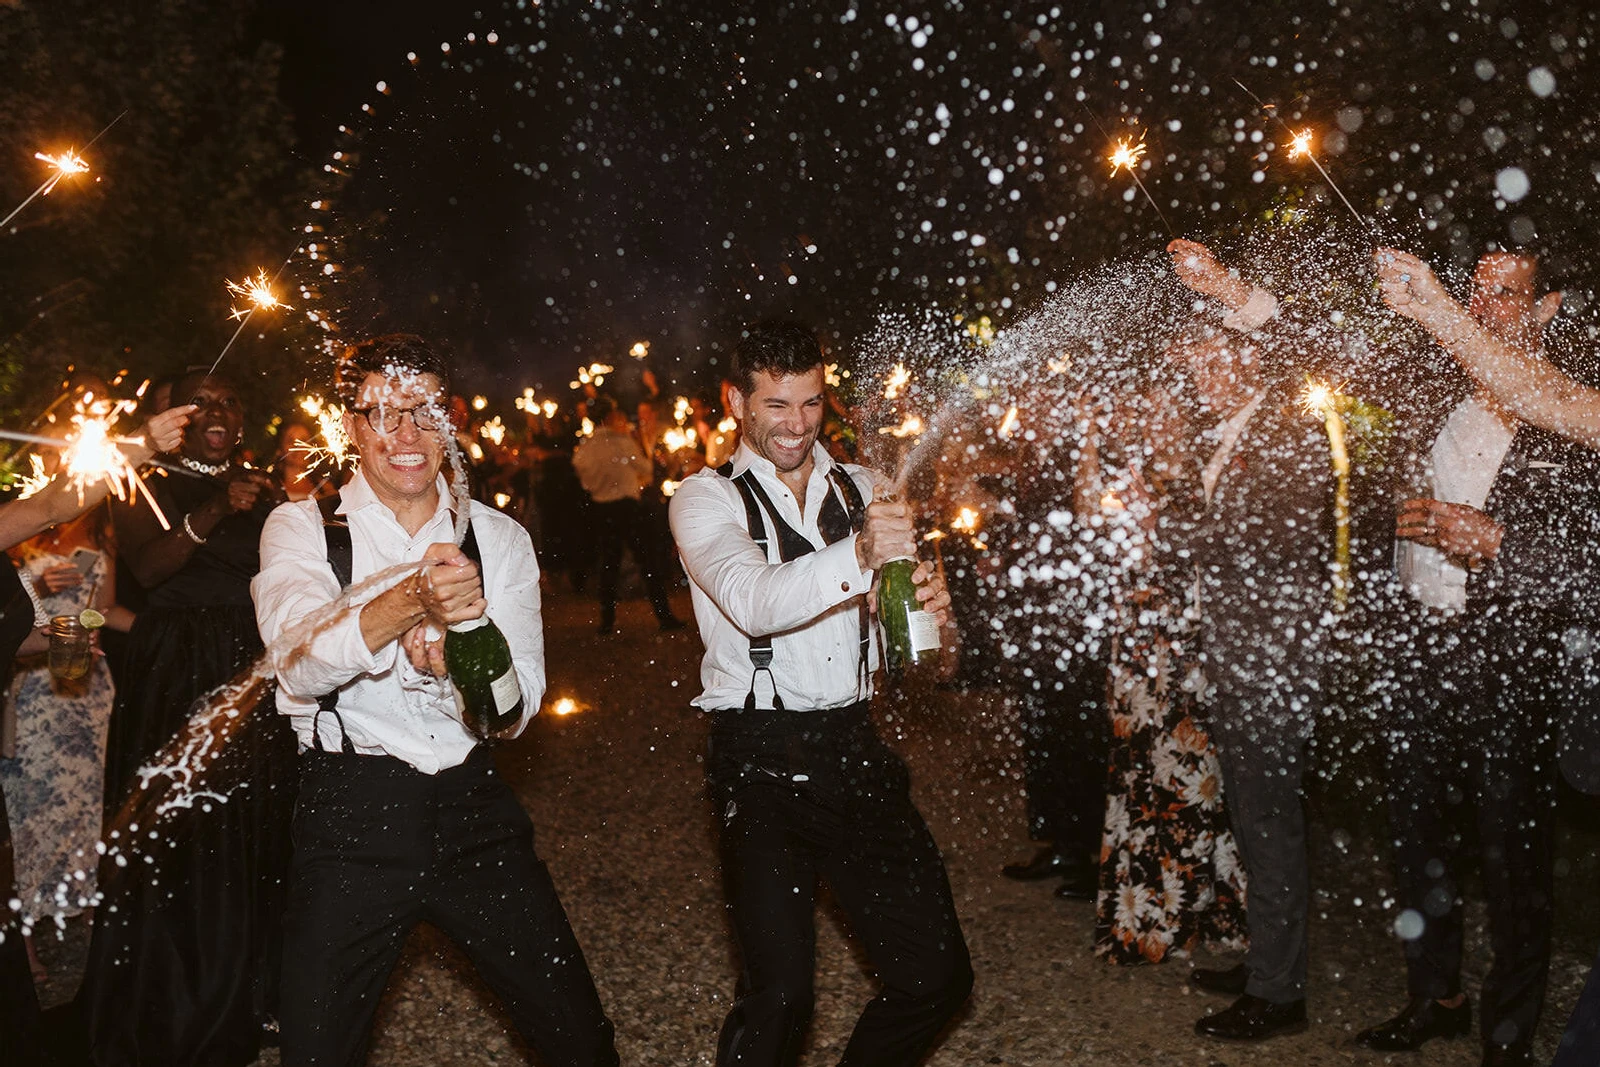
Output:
[{"xmin": 37, "ymin": 582, "xmax": 1596, "ymax": 1065}]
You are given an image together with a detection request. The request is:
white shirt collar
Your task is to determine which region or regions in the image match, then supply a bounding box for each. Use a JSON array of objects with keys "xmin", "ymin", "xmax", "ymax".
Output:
[{"xmin": 336, "ymin": 469, "xmax": 457, "ymax": 528}]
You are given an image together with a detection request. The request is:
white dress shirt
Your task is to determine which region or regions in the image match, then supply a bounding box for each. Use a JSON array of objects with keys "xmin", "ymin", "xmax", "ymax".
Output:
[
  {"xmin": 252, "ymin": 471, "xmax": 545, "ymax": 774},
  {"xmin": 572, "ymin": 427, "xmax": 653, "ymax": 503},
  {"xmin": 669, "ymin": 441, "xmax": 877, "ymax": 712},
  {"xmin": 1396, "ymin": 394, "xmax": 1518, "ymax": 612}
]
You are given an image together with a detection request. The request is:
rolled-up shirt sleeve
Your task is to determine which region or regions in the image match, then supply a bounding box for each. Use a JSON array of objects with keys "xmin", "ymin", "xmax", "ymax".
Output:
[
  {"xmin": 252, "ymin": 500, "xmax": 381, "ymax": 701},
  {"xmin": 479, "ymin": 510, "xmax": 545, "ymax": 737},
  {"xmin": 669, "ymin": 474, "xmax": 871, "ymax": 637}
]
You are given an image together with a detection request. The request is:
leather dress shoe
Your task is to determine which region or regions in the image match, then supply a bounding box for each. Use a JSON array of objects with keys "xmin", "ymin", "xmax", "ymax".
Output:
[
  {"xmin": 1190, "ymin": 962, "xmax": 1248, "ymax": 997},
  {"xmin": 1195, "ymin": 994, "xmax": 1308, "ymax": 1041},
  {"xmin": 1481, "ymin": 1044, "xmax": 1534, "ymax": 1067},
  {"xmin": 1355, "ymin": 997, "xmax": 1471, "ymax": 1051},
  {"xmin": 1053, "ymin": 864, "xmax": 1099, "ymax": 901},
  {"xmin": 1002, "ymin": 847, "xmax": 1070, "ymax": 881}
]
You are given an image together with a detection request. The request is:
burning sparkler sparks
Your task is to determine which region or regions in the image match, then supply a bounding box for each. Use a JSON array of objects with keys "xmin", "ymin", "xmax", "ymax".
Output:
[
  {"xmin": 1105, "ymin": 135, "xmax": 1175, "ymax": 237},
  {"xmin": 208, "ymin": 244, "xmax": 303, "ymax": 377},
  {"xmin": 225, "ymin": 269, "xmax": 291, "ymax": 321},
  {"xmin": 0, "ymin": 397, "xmax": 172, "ymax": 527},
  {"xmin": 878, "ymin": 414, "xmax": 925, "ymax": 438},
  {"xmin": 629, "ymin": 341, "xmax": 650, "ymax": 359},
  {"xmin": 479, "ymin": 416, "xmax": 506, "ymax": 445},
  {"xmin": 1300, "ymin": 377, "xmax": 1352, "ymax": 611},
  {"xmin": 13, "ymin": 455, "xmax": 51, "ymax": 499},
  {"xmin": 1, "ymin": 150, "xmax": 92, "ymax": 231},
  {"xmin": 884, "ymin": 363, "xmax": 912, "ymax": 400},
  {"xmin": 996, "ymin": 405, "xmax": 1020, "ymax": 439},
  {"xmin": 293, "ymin": 395, "xmax": 354, "ymax": 470}
]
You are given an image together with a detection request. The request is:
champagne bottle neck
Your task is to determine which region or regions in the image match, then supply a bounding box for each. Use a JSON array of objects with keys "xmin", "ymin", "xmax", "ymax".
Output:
[{"xmin": 448, "ymin": 615, "xmax": 491, "ymax": 634}]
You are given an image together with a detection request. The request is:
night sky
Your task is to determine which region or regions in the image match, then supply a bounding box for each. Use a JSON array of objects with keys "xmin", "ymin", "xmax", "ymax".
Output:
[{"xmin": 229, "ymin": 1, "xmax": 1600, "ymax": 397}]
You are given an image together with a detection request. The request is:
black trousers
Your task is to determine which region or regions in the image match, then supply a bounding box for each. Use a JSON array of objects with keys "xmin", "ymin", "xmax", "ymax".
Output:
[
  {"xmin": 1012, "ymin": 648, "xmax": 1109, "ymax": 861},
  {"xmin": 593, "ymin": 497, "xmax": 676, "ymax": 626},
  {"xmin": 707, "ymin": 704, "xmax": 972, "ymax": 1067},
  {"xmin": 1383, "ymin": 609, "xmax": 1559, "ymax": 1050},
  {"xmin": 279, "ymin": 746, "xmax": 617, "ymax": 1067}
]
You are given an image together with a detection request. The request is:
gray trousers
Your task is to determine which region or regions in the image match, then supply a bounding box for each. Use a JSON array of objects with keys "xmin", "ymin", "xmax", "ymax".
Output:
[{"xmin": 1202, "ymin": 632, "xmax": 1322, "ymax": 1005}]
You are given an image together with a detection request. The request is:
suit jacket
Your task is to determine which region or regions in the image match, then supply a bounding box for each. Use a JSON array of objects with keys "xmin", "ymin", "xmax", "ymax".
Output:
[
  {"xmin": 1181, "ymin": 383, "xmax": 1336, "ymax": 703},
  {"xmin": 1387, "ymin": 355, "xmax": 1600, "ymax": 625}
]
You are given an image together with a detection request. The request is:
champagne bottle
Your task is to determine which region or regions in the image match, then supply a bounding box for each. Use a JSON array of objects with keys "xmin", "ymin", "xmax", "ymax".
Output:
[
  {"xmin": 443, "ymin": 615, "xmax": 524, "ymax": 739},
  {"xmin": 877, "ymin": 556, "xmax": 941, "ymax": 673}
]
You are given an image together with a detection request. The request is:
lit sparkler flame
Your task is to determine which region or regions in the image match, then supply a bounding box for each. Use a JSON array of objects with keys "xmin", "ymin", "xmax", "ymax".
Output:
[
  {"xmin": 34, "ymin": 150, "xmax": 90, "ymax": 192},
  {"xmin": 493, "ymin": 492, "xmax": 512, "ymax": 509},
  {"xmin": 673, "ymin": 396, "xmax": 692, "ymax": 424},
  {"xmin": 950, "ymin": 506, "xmax": 981, "ymax": 533},
  {"xmin": 996, "ymin": 405, "xmax": 1020, "ymax": 439},
  {"xmin": 1298, "ymin": 378, "xmax": 1341, "ymax": 418},
  {"xmin": 661, "ymin": 479, "xmax": 682, "ymax": 498},
  {"xmin": 883, "ymin": 363, "xmax": 912, "ymax": 401},
  {"xmin": 1288, "ymin": 128, "xmax": 1315, "ymax": 160},
  {"xmin": 572, "ymin": 363, "xmax": 615, "ymax": 389},
  {"xmin": 824, "ymin": 362, "xmax": 847, "ymax": 387},
  {"xmin": 292, "ymin": 395, "xmax": 353, "ymax": 470},
  {"xmin": 629, "ymin": 341, "xmax": 650, "ymax": 359},
  {"xmin": 541, "ymin": 400, "xmax": 558, "ymax": 419},
  {"xmin": 471, "ymin": 395, "xmax": 488, "ymax": 411},
  {"xmin": 479, "ymin": 416, "xmax": 506, "ymax": 445},
  {"xmin": 878, "ymin": 415, "xmax": 924, "ymax": 438},
  {"xmin": 717, "ymin": 415, "xmax": 737, "ymax": 434},
  {"xmin": 663, "ymin": 426, "xmax": 699, "ymax": 452},
  {"xmin": 1107, "ymin": 138, "xmax": 1147, "ymax": 174},
  {"xmin": 13, "ymin": 455, "xmax": 51, "ymax": 499},
  {"xmin": 551, "ymin": 696, "xmax": 580, "ymax": 716},
  {"xmin": 224, "ymin": 268, "xmax": 291, "ymax": 321}
]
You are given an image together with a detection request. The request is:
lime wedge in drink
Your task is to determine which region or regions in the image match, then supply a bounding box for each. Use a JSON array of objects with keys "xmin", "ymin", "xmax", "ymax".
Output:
[{"xmin": 78, "ymin": 608, "xmax": 106, "ymax": 630}]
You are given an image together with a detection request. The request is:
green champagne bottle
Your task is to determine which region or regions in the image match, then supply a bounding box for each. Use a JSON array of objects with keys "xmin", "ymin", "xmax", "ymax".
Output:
[
  {"xmin": 877, "ymin": 556, "xmax": 941, "ymax": 673},
  {"xmin": 443, "ymin": 615, "xmax": 524, "ymax": 739}
]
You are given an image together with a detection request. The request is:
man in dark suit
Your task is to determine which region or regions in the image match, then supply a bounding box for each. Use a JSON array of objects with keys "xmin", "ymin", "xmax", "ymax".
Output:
[
  {"xmin": 1356, "ymin": 251, "xmax": 1599, "ymax": 1067},
  {"xmin": 1169, "ymin": 322, "xmax": 1335, "ymax": 1041}
]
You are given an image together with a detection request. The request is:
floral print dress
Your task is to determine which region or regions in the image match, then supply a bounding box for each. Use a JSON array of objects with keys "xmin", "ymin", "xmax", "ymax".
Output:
[
  {"xmin": 1093, "ymin": 578, "xmax": 1248, "ymax": 963},
  {"xmin": 0, "ymin": 546, "xmax": 114, "ymax": 926}
]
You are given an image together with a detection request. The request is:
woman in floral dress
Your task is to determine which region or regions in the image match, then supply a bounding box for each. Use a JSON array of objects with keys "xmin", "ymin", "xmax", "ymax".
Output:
[
  {"xmin": 1090, "ymin": 387, "xmax": 1249, "ymax": 964},
  {"xmin": 1, "ymin": 508, "xmax": 130, "ymax": 982}
]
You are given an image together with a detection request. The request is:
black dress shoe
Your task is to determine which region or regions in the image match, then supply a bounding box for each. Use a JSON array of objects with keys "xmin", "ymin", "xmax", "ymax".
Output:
[
  {"xmin": 1002, "ymin": 847, "xmax": 1069, "ymax": 881},
  {"xmin": 1053, "ymin": 864, "xmax": 1099, "ymax": 900},
  {"xmin": 1355, "ymin": 998, "xmax": 1471, "ymax": 1051},
  {"xmin": 1191, "ymin": 962, "xmax": 1249, "ymax": 996},
  {"xmin": 1195, "ymin": 994, "xmax": 1308, "ymax": 1041},
  {"xmin": 1481, "ymin": 1044, "xmax": 1533, "ymax": 1067}
]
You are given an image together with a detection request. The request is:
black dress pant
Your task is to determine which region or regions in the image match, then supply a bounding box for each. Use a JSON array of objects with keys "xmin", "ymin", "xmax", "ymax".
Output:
[
  {"xmin": 1383, "ymin": 609, "xmax": 1559, "ymax": 1050},
  {"xmin": 593, "ymin": 497, "xmax": 676, "ymax": 627},
  {"xmin": 707, "ymin": 705, "xmax": 972, "ymax": 1067},
  {"xmin": 279, "ymin": 746, "xmax": 617, "ymax": 1067},
  {"xmin": 1013, "ymin": 648, "xmax": 1109, "ymax": 861}
]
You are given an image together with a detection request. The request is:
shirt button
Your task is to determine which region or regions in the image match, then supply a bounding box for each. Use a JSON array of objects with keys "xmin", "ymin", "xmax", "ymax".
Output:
[{"xmin": 841, "ymin": 581, "xmax": 851, "ymax": 592}]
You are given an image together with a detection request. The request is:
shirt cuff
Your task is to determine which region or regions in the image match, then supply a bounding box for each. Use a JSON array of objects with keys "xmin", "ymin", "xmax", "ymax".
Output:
[
  {"xmin": 815, "ymin": 535, "xmax": 872, "ymax": 604},
  {"xmin": 1221, "ymin": 288, "xmax": 1279, "ymax": 332}
]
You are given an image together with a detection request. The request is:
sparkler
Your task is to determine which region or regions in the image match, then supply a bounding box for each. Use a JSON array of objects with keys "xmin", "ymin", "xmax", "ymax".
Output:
[
  {"xmin": 208, "ymin": 243, "xmax": 303, "ymax": 377},
  {"xmin": 1231, "ymin": 79, "xmax": 1367, "ymax": 228},
  {"xmin": 2, "ymin": 112, "xmax": 127, "ymax": 232},
  {"xmin": 0, "ymin": 402, "xmax": 171, "ymax": 528},
  {"xmin": 996, "ymin": 405, "xmax": 1020, "ymax": 439},
  {"xmin": 883, "ymin": 363, "xmax": 912, "ymax": 400},
  {"xmin": 1300, "ymin": 377, "xmax": 1352, "ymax": 611},
  {"xmin": 293, "ymin": 395, "xmax": 353, "ymax": 470},
  {"xmin": 13, "ymin": 455, "xmax": 51, "ymax": 499},
  {"xmin": 1, "ymin": 150, "xmax": 90, "ymax": 231},
  {"xmin": 1106, "ymin": 137, "xmax": 1174, "ymax": 237},
  {"xmin": 479, "ymin": 416, "xmax": 506, "ymax": 446},
  {"xmin": 878, "ymin": 414, "xmax": 924, "ymax": 438}
]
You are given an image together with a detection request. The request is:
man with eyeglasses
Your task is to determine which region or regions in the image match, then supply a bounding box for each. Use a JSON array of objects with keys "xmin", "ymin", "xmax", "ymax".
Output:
[{"xmin": 252, "ymin": 334, "xmax": 618, "ymax": 1066}]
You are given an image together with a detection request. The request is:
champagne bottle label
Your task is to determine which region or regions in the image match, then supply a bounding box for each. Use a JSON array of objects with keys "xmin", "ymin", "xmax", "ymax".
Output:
[
  {"xmin": 906, "ymin": 609, "xmax": 941, "ymax": 653},
  {"xmin": 489, "ymin": 667, "xmax": 522, "ymax": 715}
]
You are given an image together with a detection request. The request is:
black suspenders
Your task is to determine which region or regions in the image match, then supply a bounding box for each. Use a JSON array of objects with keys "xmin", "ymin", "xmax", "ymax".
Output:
[
  {"xmin": 311, "ymin": 493, "xmax": 483, "ymax": 754},
  {"xmin": 716, "ymin": 463, "xmax": 869, "ymax": 711}
]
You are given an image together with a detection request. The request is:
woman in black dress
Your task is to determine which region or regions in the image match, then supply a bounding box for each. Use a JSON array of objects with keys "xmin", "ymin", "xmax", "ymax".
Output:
[{"xmin": 84, "ymin": 371, "xmax": 297, "ymax": 1067}]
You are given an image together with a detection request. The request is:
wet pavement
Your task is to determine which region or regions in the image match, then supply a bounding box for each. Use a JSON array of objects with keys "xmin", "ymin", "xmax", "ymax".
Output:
[{"xmin": 36, "ymin": 583, "xmax": 1595, "ymax": 1065}]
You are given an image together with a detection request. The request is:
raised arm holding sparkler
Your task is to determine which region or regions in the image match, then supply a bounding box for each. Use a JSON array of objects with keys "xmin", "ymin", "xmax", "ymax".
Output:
[
  {"xmin": 1374, "ymin": 248, "xmax": 1597, "ymax": 447},
  {"xmin": 0, "ymin": 403, "xmax": 192, "ymax": 550}
]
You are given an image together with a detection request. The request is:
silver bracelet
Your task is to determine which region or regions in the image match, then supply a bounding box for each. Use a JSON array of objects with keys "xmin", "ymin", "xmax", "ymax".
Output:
[
  {"xmin": 181, "ymin": 512, "xmax": 208, "ymax": 545},
  {"xmin": 19, "ymin": 569, "xmax": 49, "ymax": 627}
]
